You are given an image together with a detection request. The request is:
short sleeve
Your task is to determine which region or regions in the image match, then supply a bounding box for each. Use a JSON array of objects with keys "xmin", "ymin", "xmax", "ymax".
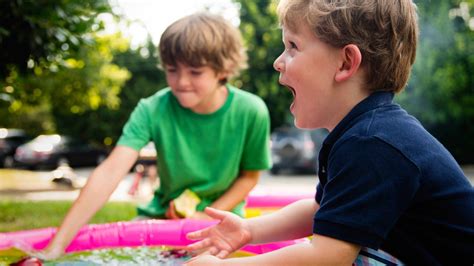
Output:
[
  {"xmin": 239, "ymin": 99, "xmax": 271, "ymax": 170},
  {"xmin": 313, "ymin": 136, "xmax": 420, "ymax": 248},
  {"xmin": 116, "ymin": 99, "xmax": 152, "ymax": 151}
]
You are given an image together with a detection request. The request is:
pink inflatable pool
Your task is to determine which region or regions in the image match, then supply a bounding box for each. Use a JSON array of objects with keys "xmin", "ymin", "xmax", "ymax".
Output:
[
  {"xmin": 0, "ymin": 219, "xmax": 306, "ymax": 255},
  {"xmin": 246, "ymin": 187, "xmax": 315, "ymax": 208}
]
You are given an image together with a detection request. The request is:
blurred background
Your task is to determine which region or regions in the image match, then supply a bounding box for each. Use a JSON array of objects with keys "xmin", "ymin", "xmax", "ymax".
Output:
[{"xmin": 0, "ymin": 0, "xmax": 473, "ymax": 173}]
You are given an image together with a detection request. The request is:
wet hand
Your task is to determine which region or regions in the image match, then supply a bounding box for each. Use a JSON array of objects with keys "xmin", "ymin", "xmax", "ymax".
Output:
[
  {"xmin": 13, "ymin": 240, "xmax": 64, "ymax": 261},
  {"xmin": 186, "ymin": 207, "xmax": 252, "ymax": 259}
]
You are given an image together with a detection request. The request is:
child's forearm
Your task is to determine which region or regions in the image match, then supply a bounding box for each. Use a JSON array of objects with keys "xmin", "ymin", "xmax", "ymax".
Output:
[
  {"xmin": 217, "ymin": 242, "xmax": 331, "ymax": 265},
  {"xmin": 248, "ymin": 199, "xmax": 318, "ymax": 244},
  {"xmin": 209, "ymin": 170, "xmax": 260, "ymax": 211},
  {"xmin": 218, "ymin": 234, "xmax": 359, "ymax": 265},
  {"xmin": 46, "ymin": 147, "xmax": 138, "ymax": 254}
]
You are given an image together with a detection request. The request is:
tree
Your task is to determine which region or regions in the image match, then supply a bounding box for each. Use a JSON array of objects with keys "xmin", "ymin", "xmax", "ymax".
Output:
[
  {"xmin": 0, "ymin": 1, "xmax": 133, "ymax": 145},
  {"xmin": 48, "ymin": 33, "xmax": 131, "ymax": 144},
  {"xmin": 235, "ymin": 0, "xmax": 293, "ymax": 130},
  {"xmin": 398, "ymin": 0, "xmax": 474, "ymax": 163},
  {"xmin": 0, "ymin": 33, "xmax": 131, "ymax": 144},
  {"xmin": 0, "ymin": 0, "xmax": 111, "ymax": 78}
]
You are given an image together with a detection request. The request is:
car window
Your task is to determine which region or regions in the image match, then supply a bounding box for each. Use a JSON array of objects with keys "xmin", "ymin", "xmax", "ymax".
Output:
[
  {"xmin": 67, "ymin": 138, "xmax": 83, "ymax": 147},
  {"xmin": 6, "ymin": 136, "xmax": 28, "ymax": 145}
]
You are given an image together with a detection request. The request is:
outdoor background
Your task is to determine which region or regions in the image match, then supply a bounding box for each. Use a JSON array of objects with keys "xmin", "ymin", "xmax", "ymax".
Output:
[{"xmin": 1, "ymin": 0, "xmax": 473, "ymax": 164}]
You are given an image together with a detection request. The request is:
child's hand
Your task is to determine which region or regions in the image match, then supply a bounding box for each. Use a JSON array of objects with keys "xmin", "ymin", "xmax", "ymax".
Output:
[
  {"xmin": 13, "ymin": 240, "xmax": 64, "ymax": 261},
  {"xmin": 165, "ymin": 200, "xmax": 181, "ymax": 219},
  {"xmin": 186, "ymin": 207, "xmax": 252, "ymax": 259},
  {"xmin": 190, "ymin": 211, "xmax": 212, "ymax": 220}
]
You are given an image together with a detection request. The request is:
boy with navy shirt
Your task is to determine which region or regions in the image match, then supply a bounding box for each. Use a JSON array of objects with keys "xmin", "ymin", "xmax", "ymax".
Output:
[
  {"xmin": 185, "ymin": 0, "xmax": 474, "ymax": 265},
  {"xmin": 316, "ymin": 91, "xmax": 473, "ymax": 264}
]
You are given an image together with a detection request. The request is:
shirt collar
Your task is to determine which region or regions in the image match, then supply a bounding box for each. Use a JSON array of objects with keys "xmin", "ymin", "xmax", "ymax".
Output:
[{"xmin": 324, "ymin": 91, "xmax": 395, "ymax": 146}]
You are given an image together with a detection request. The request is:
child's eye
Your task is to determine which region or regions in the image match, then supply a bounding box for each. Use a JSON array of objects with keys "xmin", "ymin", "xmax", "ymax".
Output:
[
  {"xmin": 289, "ymin": 41, "xmax": 298, "ymax": 50},
  {"xmin": 166, "ymin": 67, "xmax": 177, "ymax": 73},
  {"xmin": 190, "ymin": 70, "xmax": 202, "ymax": 75}
]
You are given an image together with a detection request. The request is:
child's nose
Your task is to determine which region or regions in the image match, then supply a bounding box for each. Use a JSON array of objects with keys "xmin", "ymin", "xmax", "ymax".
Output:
[
  {"xmin": 273, "ymin": 57, "xmax": 284, "ymax": 72},
  {"xmin": 177, "ymin": 73, "xmax": 191, "ymax": 86}
]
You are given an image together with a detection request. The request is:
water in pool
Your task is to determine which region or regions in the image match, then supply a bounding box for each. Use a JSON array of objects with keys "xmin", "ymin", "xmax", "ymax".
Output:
[{"xmin": 0, "ymin": 246, "xmax": 251, "ymax": 265}]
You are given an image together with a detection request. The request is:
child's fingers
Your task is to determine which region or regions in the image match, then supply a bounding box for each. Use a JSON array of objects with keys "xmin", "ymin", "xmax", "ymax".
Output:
[
  {"xmin": 186, "ymin": 227, "xmax": 210, "ymax": 240},
  {"xmin": 204, "ymin": 207, "xmax": 228, "ymax": 220},
  {"xmin": 186, "ymin": 238, "xmax": 212, "ymax": 251},
  {"xmin": 207, "ymin": 246, "xmax": 219, "ymax": 256},
  {"xmin": 215, "ymin": 249, "xmax": 229, "ymax": 259},
  {"xmin": 184, "ymin": 246, "xmax": 208, "ymax": 257},
  {"xmin": 167, "ymin": 201, "xmax": 180, "ymax": 219}
]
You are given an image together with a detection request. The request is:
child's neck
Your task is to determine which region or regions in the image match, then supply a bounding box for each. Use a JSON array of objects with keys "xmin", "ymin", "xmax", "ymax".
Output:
[
  {"xmin": 191, "ymin": 84, "xmax": 228, "ymax": 114},
  {"xmin": 327, "ymin": 82, "xmax": 370, "ymax": 131}
]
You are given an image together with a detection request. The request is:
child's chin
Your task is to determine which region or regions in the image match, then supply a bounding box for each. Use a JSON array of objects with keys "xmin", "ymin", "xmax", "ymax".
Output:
[
  {"xmin": 293, "ymin": 119, "xmax": 304, "ymax": 129},
  {"xmin": 177, "ymin": 99, "xmax": 197, "ymax": 109},
  {"xmin": 294, "ymin": 119, "xmax": 314, "ymax": 130}
]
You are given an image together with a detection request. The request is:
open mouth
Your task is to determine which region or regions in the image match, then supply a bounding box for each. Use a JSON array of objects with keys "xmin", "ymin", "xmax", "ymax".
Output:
[{"xmin": 286, "ymin": 85, "xmax": 296, "ymax": 98}]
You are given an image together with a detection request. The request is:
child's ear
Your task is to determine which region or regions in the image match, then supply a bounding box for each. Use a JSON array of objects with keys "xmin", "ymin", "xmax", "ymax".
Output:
[
  {"xmin": 217, "ymin": 71, "xmax": 229, "ymax": 81},
  {"xmin": 335, "ymin": 44, "xmax": 362, "ymax": 82}
]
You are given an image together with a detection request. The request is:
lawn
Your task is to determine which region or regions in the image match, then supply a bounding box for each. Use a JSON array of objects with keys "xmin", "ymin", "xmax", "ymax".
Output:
[{"xmin": 0, "ymin": 200, "xmax": 136, "ymax": 232}]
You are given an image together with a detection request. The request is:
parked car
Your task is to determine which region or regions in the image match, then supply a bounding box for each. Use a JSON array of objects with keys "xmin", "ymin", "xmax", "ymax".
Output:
[
  {"xmin": 14, "ymin": 134, "xmax": 108, "ymax": 169},
  {"xmin": 270, "ymin": 126, "xmax": 328, "ymax": 175},
  {"xmin": 0, "ymin": 128, "xmax": 31, "ymax": 168}
]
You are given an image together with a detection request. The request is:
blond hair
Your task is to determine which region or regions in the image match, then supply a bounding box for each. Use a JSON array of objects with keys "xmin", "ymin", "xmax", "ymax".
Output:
[
  {"xmin": 277, "ymin": 0, "xmax": 419, "ymax": 93},
  {"xmin": 159, "ymin": 12, "xmax": 247, "ymax": 82}
]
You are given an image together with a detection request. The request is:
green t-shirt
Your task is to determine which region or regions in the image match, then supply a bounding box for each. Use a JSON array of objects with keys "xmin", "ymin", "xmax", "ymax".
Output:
[{"xmin": 117, "ymin": 85, "xmax": 271, "ymax": 217}]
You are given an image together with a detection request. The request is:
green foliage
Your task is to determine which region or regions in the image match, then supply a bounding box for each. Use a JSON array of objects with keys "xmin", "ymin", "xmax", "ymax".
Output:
[
  {"xmin": 0, "ymin": 0, "xmax": 133, "ymax": 145},
  {"xmin": 0, "ymin": 0, "xmax": 166, "ymax": 147},
  {"xmin": 48, "ymin": 33, "xmax": 131, "ymax": 144},
  {"xmin": 0, "ymin": 0, "xmax": 111, "ymax": 77},
  {"xmin": 235, "ymin": 0, "xmax": 293, "ymax": 130},
  {"xmin": 1, "ymin": 33, "xmax": 131, "ymax": 142},
  {"xmin": 0, "ymin": 200, "xmax": 136, "ymax": 232},
  {"xmin": 398, "ymin": 0, "xmax": 474, "ymax": 162}
]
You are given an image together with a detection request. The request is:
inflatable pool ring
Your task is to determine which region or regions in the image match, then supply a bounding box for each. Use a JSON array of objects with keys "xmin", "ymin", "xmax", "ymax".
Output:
[
  {"xmin": 0, "ymin": 219, "xmax": 307, "ymax": 255},
  {"xmin": 245, "ymin": 188, "xmax": 315, "ymax": 217}
]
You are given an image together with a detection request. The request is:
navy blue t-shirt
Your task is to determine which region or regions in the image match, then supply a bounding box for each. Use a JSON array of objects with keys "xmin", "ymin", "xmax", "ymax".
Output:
[{"xmin": 314, "ymin": 92, "xmax": 474, "ymax": 265}]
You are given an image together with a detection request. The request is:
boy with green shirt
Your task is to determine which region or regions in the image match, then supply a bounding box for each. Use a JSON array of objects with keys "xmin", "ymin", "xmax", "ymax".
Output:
[
  {"xmin": 120, "ymin": 85, "xmax": 270, "ymax": 218},
  {"xmin": 33, "ymin": 12, "xmax": 271, "ymax": 260}
]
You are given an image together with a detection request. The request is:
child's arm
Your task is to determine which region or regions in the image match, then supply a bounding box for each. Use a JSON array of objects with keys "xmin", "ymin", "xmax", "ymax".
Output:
[
  {"xmin": 187, "ymin": 234, "xmax": 360, "ymax": 265},
  {"xmin": 187, "ymin": 199, "xmax": 360, "ymax": 265},
  {"xmin": 204, "ymin": 170, "xmax": 260, "ymax": 213},
  {"xmin": 187, "ymin": 199, "xmax": 317, "ymax": 257},
  {"xmin": 32, "ymin": 146, "xmax": 139, "ymax": 259}
]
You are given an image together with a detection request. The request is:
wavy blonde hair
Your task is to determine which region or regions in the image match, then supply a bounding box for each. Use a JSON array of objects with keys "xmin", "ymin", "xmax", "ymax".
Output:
[{"xmin": 277, "ymin": 0, "xmax": 419, "ymax": 93}]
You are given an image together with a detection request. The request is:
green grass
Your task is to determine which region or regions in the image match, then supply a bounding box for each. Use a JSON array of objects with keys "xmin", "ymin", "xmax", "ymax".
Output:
[{"xmin": 0, "ymin": 200, "xmax": 137, "ymax": 232}]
